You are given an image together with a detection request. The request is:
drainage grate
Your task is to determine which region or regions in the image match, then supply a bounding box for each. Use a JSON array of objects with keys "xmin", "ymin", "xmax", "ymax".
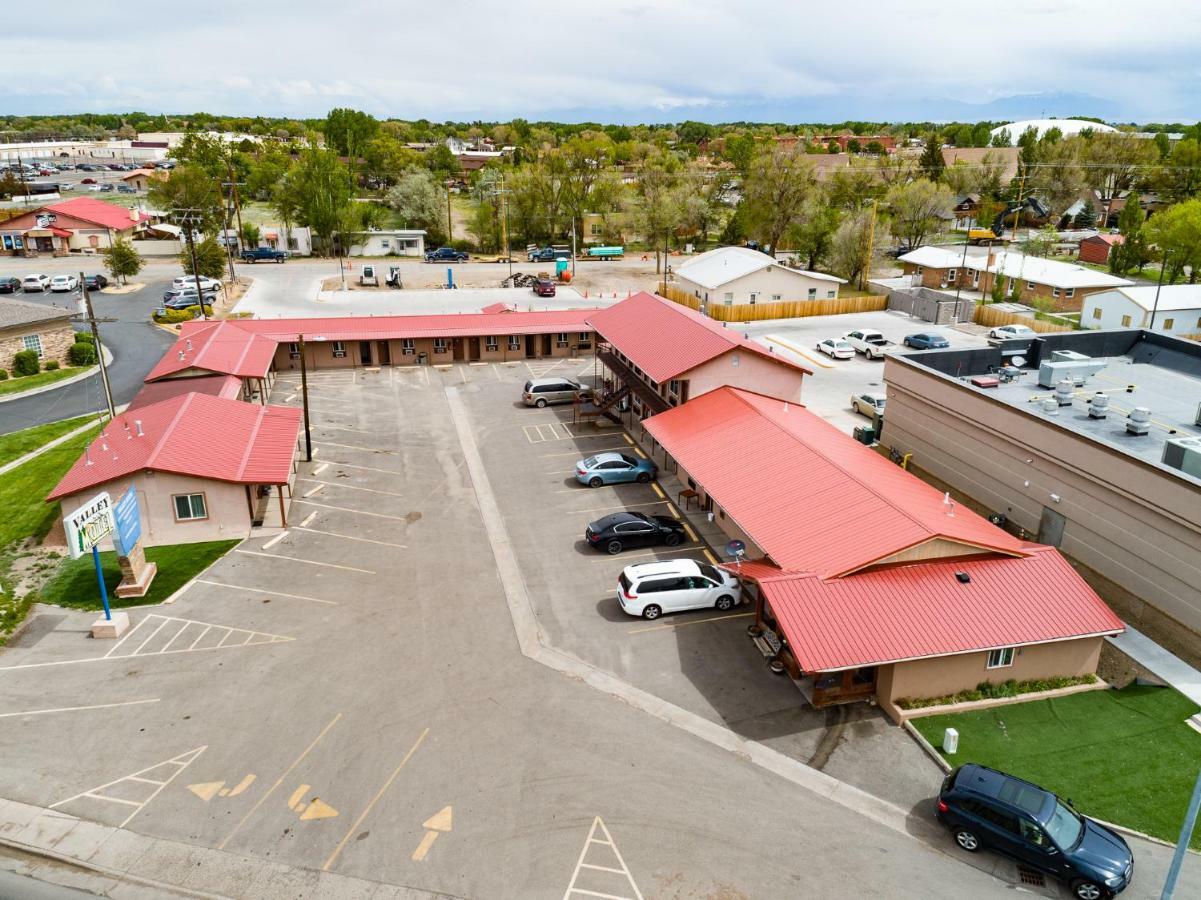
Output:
[{"xmin": 1017, "ymin": 866, "xmax": 1046, "ymax": 887}]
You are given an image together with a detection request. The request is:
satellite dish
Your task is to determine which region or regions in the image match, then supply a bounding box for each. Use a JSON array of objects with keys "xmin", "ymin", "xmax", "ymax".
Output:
[
  {"xmin": 726, "ymin": 539, "xmax": 746, "ymax": 559},
  {"xmin": 1011, "ymin": 355, "xmax": 1027, "ymax": 367}
]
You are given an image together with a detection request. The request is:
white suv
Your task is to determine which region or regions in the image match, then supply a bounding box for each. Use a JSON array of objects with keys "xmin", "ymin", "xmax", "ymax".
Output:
[
  {"xmin": 22, "ymin": 274, "xmax": 50, "ymax": 292},
  {"xmin": 616, "ymin": 560, "xmax": 742, "ymax": 620},
  {"xmin": 171, "ymin": 275, "xmax": 222, "ymax": 293},
  {"xmin": 49, "ymin": 274, "xmax": 79, "ymax": 292}
]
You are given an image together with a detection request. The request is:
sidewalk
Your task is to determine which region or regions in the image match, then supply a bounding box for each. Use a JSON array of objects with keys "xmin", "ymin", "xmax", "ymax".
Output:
[{"xmin": 1109, "ymin": 626, "xmax": 1201, "ymax": 707}]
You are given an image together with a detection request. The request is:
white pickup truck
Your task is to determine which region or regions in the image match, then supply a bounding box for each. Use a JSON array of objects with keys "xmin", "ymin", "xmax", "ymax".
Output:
[{"xmin": 843, "ymin": 329, "xmax": 894, "ymax": 359}]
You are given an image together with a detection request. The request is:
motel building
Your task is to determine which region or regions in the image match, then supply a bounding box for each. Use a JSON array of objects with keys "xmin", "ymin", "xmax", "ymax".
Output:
[
  {"xmin": 641, "ymin": 386, "xmax": 1124, "ymax": 721},
  {"xmin": 583, "ymin": 291, "xmax": 809, "ymax": 422}
]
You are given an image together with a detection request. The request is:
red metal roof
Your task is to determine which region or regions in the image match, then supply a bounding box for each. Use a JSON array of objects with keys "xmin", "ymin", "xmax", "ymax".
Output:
[
  {"xmin": 755, "ymin": 546, "xmax": 1124, "ymax": 672},
  {"xmin": 146, "ymin": 321, "xmax": 279, "ymax": 382},
  {"xmin": 49, "ymin": 393, "xmax": 301, "ymax": 500},
  {"xmin": 586, "ymin": 292, "xmax": 811, "ymax": 383},
  {"xmin": 480, "ymin": 302, "xmax": 516, "ymax": 314},
  {"xmin": 644, "ymin": 386, "xmax": 1025, "ymax": 577},
  {"xmin": 43, "ymin": 197, "xmax": 153, "ymax": 231},
  {"xmin": 127, "ymin": 374, "xmax": 243, "ymax": 411}
]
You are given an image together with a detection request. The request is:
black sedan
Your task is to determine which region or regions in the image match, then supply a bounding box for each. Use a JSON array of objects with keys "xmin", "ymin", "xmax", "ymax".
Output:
[
  {"xmin": 84, "ymin": 274, "xmax": 108, "ymax": 290},
  {"xmin": 585, "ymin": 511, "xmax": 687, "ymax": 555},
  {"xmin": 0, "ymin": 276, "xmax": 21, "ymax": 294}
]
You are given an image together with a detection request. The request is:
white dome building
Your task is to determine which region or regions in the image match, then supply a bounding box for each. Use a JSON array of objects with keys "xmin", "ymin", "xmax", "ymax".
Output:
[{"xmin": 989, "ymin": 119, "xmax": 1116, "ymax": 144}]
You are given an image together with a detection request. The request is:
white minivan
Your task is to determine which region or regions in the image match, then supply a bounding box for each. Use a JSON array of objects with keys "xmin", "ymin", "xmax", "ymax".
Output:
[{"xmin": 616, "ymin": 560, "xmax": 742, "ymax": 620}]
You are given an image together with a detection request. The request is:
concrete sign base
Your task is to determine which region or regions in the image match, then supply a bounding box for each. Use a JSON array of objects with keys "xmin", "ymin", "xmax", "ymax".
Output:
[{"xmin": 91, "ymin": 611, "xmax": 130, "ymax": 639}]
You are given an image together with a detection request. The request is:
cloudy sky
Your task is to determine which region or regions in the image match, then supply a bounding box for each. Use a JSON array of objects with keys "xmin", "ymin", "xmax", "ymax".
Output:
[{"xmin": 5, "ymin": 1, "xmax": 1200, "ymax": 123}]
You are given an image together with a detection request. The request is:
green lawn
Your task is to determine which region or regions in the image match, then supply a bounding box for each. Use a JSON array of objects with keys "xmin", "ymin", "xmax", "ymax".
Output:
[
  {"xmin": 0, "ymin": 415, "xmax": 98, "ymax": 468},
  {"xmin": 914, "ymin": 685, "xmax": 1201, "ymax": 848},
  {"xmin": 0, "ymin": 366, "xmax": 94, "ymax": 398},
  {"xmin": 35, "ymin": 540, "xmax": 239, "ymax": 611}
]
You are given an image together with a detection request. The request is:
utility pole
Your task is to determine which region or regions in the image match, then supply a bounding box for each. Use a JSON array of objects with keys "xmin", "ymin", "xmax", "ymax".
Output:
[
  {"xmin": 445, "ymin": 183, "xmax": 453, "ymax": 245},
  {"xmin": 173, "ymin": 208, "xmax": 211, "ymax": 321},
  {"xmin": 1161, "ymin": 766, "xmax": 1201, "ymax": 899},
  {"xmin": 79, "ymin": 272, "xmax": 116, "ymax": 418},
  {"xmin": 225, "ymin": 155, "xmax": 246, "ymax": 252},
  {"xmin": 1150, "ymin": 250, "xmax": 1170, "ymax": 330},
  {"xmin": 216, "ymin": 174, "xmax": 237, "ymax": 283},
  {"xmin": 1011, "ymin": 164, "xmax": 1028, "ymax": 242},
  {"xmin": 298, "ymin": 334, "xmax": 312, "ymax": 461},
  {"xmin": 493, "ymin": 174, "xmax": 512, "ymax": 279},
  {"xmin": 863, "ymin": 199, "xmax": 879, "ymax": 291},
  {"xmin": 571, "ymin": 217, "xmax": 577, "ymax": 280}
]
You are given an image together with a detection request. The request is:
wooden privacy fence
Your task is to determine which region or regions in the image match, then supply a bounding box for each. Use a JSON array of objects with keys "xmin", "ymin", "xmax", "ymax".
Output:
[
  {"xmin": 972, "ymin": 304, "xmax": 1075, "ymax": 334},
  {"xmin": 659, "ymin": 284, "xmax": 887, "ymax": 322}
]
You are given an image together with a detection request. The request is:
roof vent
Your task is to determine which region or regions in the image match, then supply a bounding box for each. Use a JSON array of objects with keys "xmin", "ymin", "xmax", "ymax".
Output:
[
  {"xmin": 1041, "ymin": 398, "xmax": 1058, "ymax": 414},
  {"xmin": 1126, "ymin": 407, "xmax": 1151, "ymax": 436},
  {"xmin": 1054, "ymin": 380, "xmax": 1075, "ymax": 406},
  {"xmin": 942, "ymin": 492, "xmax": 955, "ymax": 516},
  {"xmin": 185, "ymin": 339, "xmax": 192, "ymax": 351},
  {"xmin": 955, "ymin": 572, "xmax": 971, "ymax": 584},
  {"xmin": 1087, "ymin": 393, "xmax": 1109, "ymax": 419},
  {"xmin": 134, "ymin": 419, "xmax": 144, "ymax": 437}
]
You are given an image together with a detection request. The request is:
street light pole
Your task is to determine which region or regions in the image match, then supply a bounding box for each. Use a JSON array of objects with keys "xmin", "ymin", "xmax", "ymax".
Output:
[{"xmin": 1150, "ymin": 251, "xmax": 1170, "ymax": 330}]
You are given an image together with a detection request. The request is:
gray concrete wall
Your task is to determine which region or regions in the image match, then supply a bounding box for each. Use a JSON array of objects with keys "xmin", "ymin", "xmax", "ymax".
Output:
[{"xmin": 882, "ymin": 355, "xmax": 1201, "ymax": 654}]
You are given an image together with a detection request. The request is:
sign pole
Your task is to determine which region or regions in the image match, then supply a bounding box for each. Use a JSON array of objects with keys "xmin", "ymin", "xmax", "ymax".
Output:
[{"xmin": 93, "ymin": 544, "xmax": 111, "ymax": 621}]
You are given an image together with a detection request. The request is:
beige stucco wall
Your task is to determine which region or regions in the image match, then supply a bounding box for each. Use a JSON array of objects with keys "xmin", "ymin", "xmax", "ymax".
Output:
[
  {"xmin": 883, "ymin": 356, "xmax": 1201, "ymax": 640},
  {"xmin": 677, "ymin": 266, "xmax": 841, "ymax": 305},
  {"xmin": 685, "ymin": 351, "xmax": 805, "ymax": 403},
  {"xmin": 0, "ymin": 322, "xmax": 76, "ymax": 372},
  {"xmin": 875, "ymin": 637, "xmax": 1103, "ymax": 723}
]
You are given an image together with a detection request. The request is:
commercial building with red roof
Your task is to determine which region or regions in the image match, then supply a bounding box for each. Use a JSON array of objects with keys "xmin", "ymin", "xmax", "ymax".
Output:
[
  {"xmin": 585, "ymin": 291, "xmax": 809, "ymax": 419},
  {"xmin": 49, "ymin": 393, "xmax": 303, "ymax": 547},
  {"xmin": 642, "ymin": 386, "xmax": 1123, "ymax": 721},
  {"xmin": 0, "ymin": 197, "xmax": 154, "ymax": 255}
]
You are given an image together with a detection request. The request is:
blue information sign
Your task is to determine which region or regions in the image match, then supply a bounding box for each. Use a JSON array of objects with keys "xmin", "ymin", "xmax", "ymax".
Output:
[{"xmin": 112, "ymin": 487, "xmax": 142, "ymax": 557}]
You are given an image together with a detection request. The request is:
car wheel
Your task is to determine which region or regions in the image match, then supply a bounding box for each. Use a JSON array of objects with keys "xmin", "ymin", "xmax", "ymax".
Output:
[
  {"xmin": 588, "ymin": 476, "xmax": 604, "ymax": 488},
  {"xmin": 664, "ymin": 532, "xmax": 682, "ymax": 547},
  {"xmin": 606, "ymin": 540, "xmax": 623, "ymax": 555},
  {"xmin": 1071, "ymin": 880, "xmax": 1103, "ymax": 900},
  {"xmin": 535, "ymin": 398, "xmax": 547, "ymax": 408},
  {"xmin": 715, "ymin": 595, "xmax": 735, "ymax": 611},
  {"xmin": 635, "ymin": 472, "xmax": 651, "ymax": 484},
  {"xmin": 642, "ymin": 604, "xmax": 662, "ymax": 620},
  {"xmin": 953, "ymin": 828, "xmax": 980, "ymax": 852}
]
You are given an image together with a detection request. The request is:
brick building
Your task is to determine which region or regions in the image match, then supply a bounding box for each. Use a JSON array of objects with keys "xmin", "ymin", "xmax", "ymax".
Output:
[{"xmin": 0, "ymin": 298, "xmax": 77, "ymax": 373}]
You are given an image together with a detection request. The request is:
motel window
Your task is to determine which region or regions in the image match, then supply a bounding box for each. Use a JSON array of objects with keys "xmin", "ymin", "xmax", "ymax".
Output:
[
  {"xmin": 1065, "ymin": 288, "xmax": 1075, "ymax": 298},
  {"xmin": 1092, "ymin": 307, "xmax": 1102, "ymax": 320},
  {"xmin": 1120, "ymin": 315, "xmax": 1132, "ymax": 327},
  {"xmin": 807, "ymin": 288, "xmax": 817, "ymax": 300},
  {"xmin": 173, "ymin": 493, "xmax": 208, "ymax": 521},
  {"xmin": 723, "ymin": 292, "xmax": 734, "ymax": 305},
  {"xmin": 1163, "ymin": 318, "xmax": 1175, "ymax": 330},
  {"xmin": 288, "ymin": 342, "xmax": 300, "ymax": 356},
  {"xmin": 986, "ymin": 647, "xmax": 1015, "ymax": 669},
  {"xmin": 402, "ymin": 339, "xmax": 415, "ymax": 355},
  {"xmin": 578, "ymin": 332, "xmax": 589, "ymax": 342},
  {"xmin": 22, "ymin": 334, "xmax": 44, "ymax": 358},
  {"xmin": 556, "ymin": 332, "xmax": 569, "ymax": 348},
  {"xmin": 668, "ymin": 379, "xmax": 681, "ymax": 397},
  {"xmin": 826, "ymin": 290, "xmax": 835, "ymax": 299},
  {"xmin": 433, "ymin": 338, "xmax": 448, "ymax": 353},
  {"xmin": 485, "ymin": 335, "xmax": 498, "ymax": 350},
  {"xmin": 771, "ymin": 294, "xmax": 782, "ymax": 301},
  {"xmin": 331, "ymin": 341, "xmax": 346, "ymax": 358},
  {"xmin": 947, "ymin": 268, "xmax": 957, "ymax": 282},
  {"xmin": 508, "ymin": 335, "xmax": 520, "ymax": 350}
]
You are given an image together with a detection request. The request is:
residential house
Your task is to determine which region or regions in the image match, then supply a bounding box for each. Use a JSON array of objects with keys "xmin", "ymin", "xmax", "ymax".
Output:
[
  {"xmin": 1082, "ymin": 285, "xmax": 1201, "ymax": 337},
  {"xmin": 1078, "ymin": 233, "xmax": 1124, "ymax": 265},
  {"xmin": 0, "ymin": 298, "xmax": 77, "ymax": 373},
  {"xmin": 121, "ymin": 169, "xmax": 168, "ymax": 192},
  {"xmin": 952, "ymin": 194, "xmax": 981, "ymax": 229},
  {"xmin": 344, "ymin": 229, "xmax": 426, "ymax": 258},
  {"xmin": 673, "ymin": 245, "xmax": 846, "ymax": 307},
  {"xmin": 0, "ymin": 197, "xmax": 153, "ymax": 255}
]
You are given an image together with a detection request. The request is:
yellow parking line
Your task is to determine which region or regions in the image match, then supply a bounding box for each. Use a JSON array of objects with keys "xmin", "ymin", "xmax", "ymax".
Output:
[
  {"xmin": 622, "ymin": 434, "xmax": 634, "ymax": 445},
  {"xmin": 632, "ymin": 446, "xmax": 647, "ymax": 458},
  {"xmin": 651, "ymin": 483, "xmax": 665, "ymax": 500},
  {"xmin": 627, "ymin": 611, "xmax": 754, "ymax": 634},
  {"xmin": 682, "ymin": 523, "xmax": 698, "ymax": 542},
  {"xmin": 703, "ymin": 549, "xmax": 719, "ymax": 565},
  {"xmin": 765, "ymin": 333, "xmax": 834, "ymax": 369}
]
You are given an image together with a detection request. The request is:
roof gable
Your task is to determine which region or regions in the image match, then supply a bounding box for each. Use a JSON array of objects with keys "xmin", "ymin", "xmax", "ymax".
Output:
[
  {"xmin": 146, "ymin": 321, "xmax": 278, "ymax": 382},
  {"xmin": 675, "ymin": 245, "xmax": 844, "ymax": 289},
  {"xmin": 42, "ymin": 197, "xmax": 152, "ymax": 231}
]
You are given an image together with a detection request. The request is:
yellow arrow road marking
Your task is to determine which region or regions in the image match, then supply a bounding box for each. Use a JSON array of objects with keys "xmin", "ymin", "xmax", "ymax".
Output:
[
  {"xmin": 288, "ymin": 784, "xmax": 310, "ymax": 811},
  {"xmin": 227, "ymin": 774, "xmax": 255, "ymax": 797},
  {"xmin": 188, "ymin": 781, "xmax": 224, "ymax": 802},
  {"xmin": 300, "ymin": 798, "xmax": 338, "ymax": 821},
  {"xmin": 411, "ymin": 830, "xmax": 440, "ymax": 861},
  {"xmin": 423, "ymin": 806, "xmax": 453, "ymax": 832}
]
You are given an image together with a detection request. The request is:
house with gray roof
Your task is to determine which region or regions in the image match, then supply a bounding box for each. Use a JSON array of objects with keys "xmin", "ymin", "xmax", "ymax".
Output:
[{"xmin": 0, "ymin": 297, "xmax": 77, "ymax": 375}]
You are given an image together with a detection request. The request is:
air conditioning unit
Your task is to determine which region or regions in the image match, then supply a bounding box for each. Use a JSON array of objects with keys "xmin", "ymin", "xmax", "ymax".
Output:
[
  {"xmin": 1162, "ymin": 437, "xmax": 1201, "ymax": 478},
  {"xmin": 332, "ymin": 350, "xmax": 346, "ymax": 358}
]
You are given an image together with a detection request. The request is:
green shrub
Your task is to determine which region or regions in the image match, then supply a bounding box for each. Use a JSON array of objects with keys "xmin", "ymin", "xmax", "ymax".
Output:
[
  {"xmin": 67, "ymin": 342, "xmax": 97, "ymax": 366},
  {"xmin": 73, "ymin": 331, "xmax": 96, "ymax": 344},
  {"xmin": 153, "ymin": 305, "xmax": 212, "ymax": 325},
  {"xmin": 12, "ymin": 350, "xmax": 40, "ymax": 377},
  {"xmin": 44, "ymin": 360, "xmax": 60, "ymax": 371},
  {"xmin": 895, "ymin": 674, "xmax": 1096, "ymax": 710},
  {"xmin": 0, "ymin": 370, "xmax": 8, "ymax": 381}
]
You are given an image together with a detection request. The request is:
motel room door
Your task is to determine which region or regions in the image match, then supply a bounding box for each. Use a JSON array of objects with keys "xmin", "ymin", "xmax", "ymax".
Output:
[
  {"xmin": 541, "ymin": 334, "xmax": 552, "ymax": 356},
  {"xmin": 525, "ymin": 335, "xmax": 537, "ymax": 358},
  {"xmin": 377, "ymin": 341, "xmax": 391, "ymax": 365},
  {"xmin": 468, "ymin": 337, "xmax": 481, "ymax": 361},
  {"xmin": 452, "ymin": 339, "xmax": 466, "ymax": 361},
  {"xmin": 358, "ymin": 341, "xmax": 373, "ymax": 366}
]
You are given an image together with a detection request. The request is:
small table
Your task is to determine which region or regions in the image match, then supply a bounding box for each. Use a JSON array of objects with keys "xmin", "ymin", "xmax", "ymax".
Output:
[{"xmin": 677, "ymin": 488, "xmax": 699, "ymax": 510}]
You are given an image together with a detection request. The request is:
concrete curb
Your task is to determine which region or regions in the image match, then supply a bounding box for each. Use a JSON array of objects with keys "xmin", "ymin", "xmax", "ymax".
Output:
[
  {"xmin": 898, "ymin": 678, "xmax": 1108, "ymax": 722},
  {"xmin": 443, "ymin": 385, "xmax": 942, "ymax": 846},
  {"xmin": 0, "ymin": 345, "xmax": 113, "ymax": 406}
]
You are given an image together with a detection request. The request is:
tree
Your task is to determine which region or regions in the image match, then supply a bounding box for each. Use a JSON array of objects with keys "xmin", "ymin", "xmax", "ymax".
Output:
[
  {"xmin": 1016, "ymin": 126, "xmax": 1041, "ymax": 169},
  {"xmin": 179, "ymin": 237, "xmax": 227, "ymax": 279},
  {"xmin": 102, "ymin": 237, "xmax": 143, "ymax": 285},
  {"xmin": 1145, "ymin": 198, "xmax": 1201, "ymax": 283},
  {"xmin": 1110, "ymin": 193, "xmax": 1150, "ymax": 273},
  {"xmin": 1157, "ymin": 138, "xmax": 1201, "ymax": 203},
  {"xmin": 918, "ymin": 133, "xmax": 945, "ymax": 179},
  {"xmin": 846, "ymin": 139, "xmax": 862, "ymax": 154},
  {"xmin": 148, "ymin": 164, "xmax": 224, "ymax": 235},
  {"xmin": 865, "ymin": 140, "xmax": 885, "ymax": 155},
  {"xmin": 830, "ymin": 207, "xmax": 888, "ymax": 289},
  {"xmin": 989, "ymin": 272, "xmax": 1008, "ymax": 303},
  {"xmin": 1154, "ymin": 131, "xmax": 1172, "ymax": 160},
  {"xmin": 362, "ymin": 135, "xmax": 420, "ymax": 187},
  {"xmin": 1028, "ymin": 139, "xmax": 1086, "ymax": 220},
  {"xmin": 741, "ymin": 145, "xmax": 818, "ymax": 253},
  {"xmin": 1020, "ymin": 224, "xmax": 1059, "ymax": 258},
  {"xmin": 827, "ymin": 165, "xmax": 879, "ymax": 209},
  {"xmin": 789, "ymin": 202, "xmax": 840, "ymax": 271},
  {"xmin": 241, "ymin": 222, "xmax": 261, "ymax": 247},
  {"xmin": 324, "ymin": 108, "xmax": 378, "ymax": 161},
  {"xmin": 386, "ymin": 167, "xmax": 447, "ymax": 245},
  {"xmin": 425, "ymin": 144, "xmax": 460, "ymax": 181},
  {"xmin": 285, "ymin": 149, "xmax": 356, "ymax": 255},
  {"xmin": 631, "ymin": 155, "xmax": 680, "ymax": 274},
  {"xmin": 1073, "ymin": 200, "xmax": 1097, "ymax": 229},
  {"xmin": 990, "ymin": 128, "xmax": 1012, "ymax": 148},
  {"xmin": 1077, "ymin": 132, "xmax": 1159, "ymax": 223},
  {"xmin": 885, "ymin": 179, "xmax": 954, "ymax": 251}
]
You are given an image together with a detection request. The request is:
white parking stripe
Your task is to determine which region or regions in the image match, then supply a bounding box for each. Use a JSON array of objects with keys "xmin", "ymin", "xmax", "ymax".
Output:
[
  {"xmin": 233, "ymin": 548, "xmax": 375, "ymax": 574},
  {"xmin": 293, "ymin": 499, "xmax": 413, "ymax": 521}
]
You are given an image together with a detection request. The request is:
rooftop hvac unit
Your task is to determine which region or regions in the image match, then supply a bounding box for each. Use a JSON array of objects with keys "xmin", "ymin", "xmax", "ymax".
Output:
[
  {"xmin": 1126, "ymin": 407, "xmax": 1151, "ymax": 436},
  {"xmin": 1162, "ymin": 437, "xmax": 1201, "ymax": 478},
  {"xmin": 1050, "ymin": 349, "xmax": 1091, "ymax": 363},
  {"xmin": 1087, "ymin": 393, "xmax": 1110, "ymax": 419},
  {"xmin": 1038, "ymin": 356, "xmax": 1108, "ymax": 388},
  {"xmin": 1054, "ymin": 381, "xmax": 1076, "ymax": 406}
]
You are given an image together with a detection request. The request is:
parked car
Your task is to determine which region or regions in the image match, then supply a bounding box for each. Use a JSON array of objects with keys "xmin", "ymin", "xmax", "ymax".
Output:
[
  {"xmin": 22, "ymin": 274, "xmax": 51, "ymax": 292},
  {"xmin": 937, "ymin": 764, "xmax": 1133, "ymax": 899},
  {"xmin": 585, "ymin": 511, "xmax": 686, "ymax": 554},
  {"xmin": 843, "ymin": 329, "xmax": 894, "ymax": 359},
  {"xmin": 527, "ymin": 247, "xmax": 572, "ymax": 262},
  {"xmin": 532, "ymin": 277, "xmax": 556, "ymax": 297},
  {"xmin": 116, "ymin": 184, "xmax": 136, "ymax": 194},
  {"xmin": 816, "ymin": 338, "xmax": 855, "ymax": 359},
  {"xmin": 522, "ymin": 377, "xmax": 586, "ymax": 407},
  {"xmin": 851, "ymin": 392, "xmax": 887, "ymax": 418},
  {"xmin": 903, "ymin": 332, "xmax": 951, "ymax": 349},
  {"xmin": 0, "ymin": 276, "xmax": 21, "ymax": 294},
  {"xmin": 49, "ymin": 274, "xmax": 79, "ymax": 292},
  {"xmin": 616, "ymin": 559, "xmax": 742, "ymax": 620},
  {"xmin": 84, "ymin": 274, "xmax": 108, "ymax": 290},
  {"xmin": 989, "ymin": 323, "xmax": 1037, "ymax": 340},
  {"xmin": 80, "ymin": 177, "xmax": 96, "ymax": 184},
  {"xmin": 239, "ymin": 246, "xmax": 287, "ymax": 263},
  {"xmin": 425, "ymin": 246, "xmax": 469, "ymax": 263},
  {"xmin": 575, "ymin": 452, "xmax": 657, "ymax": 488},
  {"xmin": 162, "ymin": 287, "xmax": 215, "ymax": 308},
  {"xmin": 171, "ymin": 275, "xmax": 222, "ymax": 293}
]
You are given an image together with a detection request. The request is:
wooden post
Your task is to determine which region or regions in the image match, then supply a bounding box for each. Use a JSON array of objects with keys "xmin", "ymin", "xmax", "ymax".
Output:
[{"xmin": 278, "ymin": 485, "xmax": 287, "ymax": 527}]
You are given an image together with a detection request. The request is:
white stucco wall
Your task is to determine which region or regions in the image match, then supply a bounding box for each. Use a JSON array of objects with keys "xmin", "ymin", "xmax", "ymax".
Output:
[{"xmin": 676, "ymin": 266, "xmax": 841, "ymax": 306}]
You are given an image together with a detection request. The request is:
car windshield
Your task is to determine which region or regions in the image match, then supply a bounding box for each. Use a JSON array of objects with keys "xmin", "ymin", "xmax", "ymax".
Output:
[
  {"xmin": 1044, "ymin": 801, "xmax": 1085, "ymax": 849},
  {"xmin": 698, "ymin": 563, "xmax": 722, "ymax": 582}
]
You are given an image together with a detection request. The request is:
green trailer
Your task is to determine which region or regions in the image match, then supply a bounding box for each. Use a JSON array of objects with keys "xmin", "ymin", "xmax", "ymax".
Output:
[{"xmin": 586, "ymin": 245, "xmax": 624, "ymax": 259}]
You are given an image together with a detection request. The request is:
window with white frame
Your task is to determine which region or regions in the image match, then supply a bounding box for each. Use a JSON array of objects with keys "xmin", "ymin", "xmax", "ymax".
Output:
[
  {"xmin": 771, "ymin": 293, "xmax": 782, "ymax": 300},
  {"xmin": 723, "ymin": 292, "xmax": 734, "ymax": 305},
  {"xmin": 1092, "ymin": 307, "xmax": 1102, "ymax": 320},
  {"xmin": 947, "ymin": 268, "xmax": 957, "ymax": 282},
  {"xmin": 986, "ymin": 647, "xmax": 1015, "ymax": 669},
  {"xmin": 578, "ymin": 332, "xmax": 589, "ymax": 341},
  {"xmin": 749, "ymin": 292, "xmax": 758, "ymax": 304},
  {"xmin": 173, "ymin": 493, "xmax": 207, "ymax": 521},
  {"xmin": 508, "ymin": 335, "xmax": 520, "ymax": 350},
  {"xmin": 1052, "ymin": 287, "xmax": 1061, "ymax": 298},
  {"xmin": 556, "ymin": 332, "xmax": 568, "ymax": 347},
  {"xmin": 1065, "ymin": 287, "xmax": 1075, "ymax": 298},
  {"xmin": 668, "ymin": 379, "xmax": 681, "ymax": 397},
  {"xmin": 22, "ymin": 334, "xmax": 43, "ymax": 357},
  {"xmin": 331, "ymin": 341, "xmax": 345, "ymax": 354},
  {"xmin": 589, "ymin": 222, "xmax": 602, "ymax": 236},
  {"xmin": 1121, "ymin": 315, "xmax": 1132, "ymax": 327},
  {"xmin": 807, "ymin": 288, "xmax": 817, "ymax": 300},
  {"xmin": 485, "ymin": 335, "xmax": 498, "ymax": 350},
  {"xmin": 433, "ymin": 338, "xmax": 448, "ymax": 353},
  {"xmin": 402, "ymin": 339, "xmax": 415, "ymax": 355},
  {"xmin": 826, "ymin": 290, "xmax": 836, "ymax": 299},
  {"xmin": 1026, "ymin": 281, "xmax": 1036, "ymax": 290}
]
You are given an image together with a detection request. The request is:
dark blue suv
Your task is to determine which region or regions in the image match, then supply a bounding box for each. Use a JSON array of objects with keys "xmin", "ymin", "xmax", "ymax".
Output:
[{"xmin": 937, "ymin": 764, "xmax": 1132, "ymax": 899}]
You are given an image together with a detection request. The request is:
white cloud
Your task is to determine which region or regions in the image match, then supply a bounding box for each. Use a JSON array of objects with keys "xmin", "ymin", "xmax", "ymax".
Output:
[{"xmin": 0, "ymin": 0, "xmax": 1198, "ymax": 121}]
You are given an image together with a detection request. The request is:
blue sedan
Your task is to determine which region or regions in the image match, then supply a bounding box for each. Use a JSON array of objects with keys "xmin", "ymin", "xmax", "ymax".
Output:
[
  {"xmin": 575, "ymin": 452, "xmax": 657, "ymax": 488},
  {"xmin": 903, "ymin": 332, "xmax": 951, "ymax": 349}
]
